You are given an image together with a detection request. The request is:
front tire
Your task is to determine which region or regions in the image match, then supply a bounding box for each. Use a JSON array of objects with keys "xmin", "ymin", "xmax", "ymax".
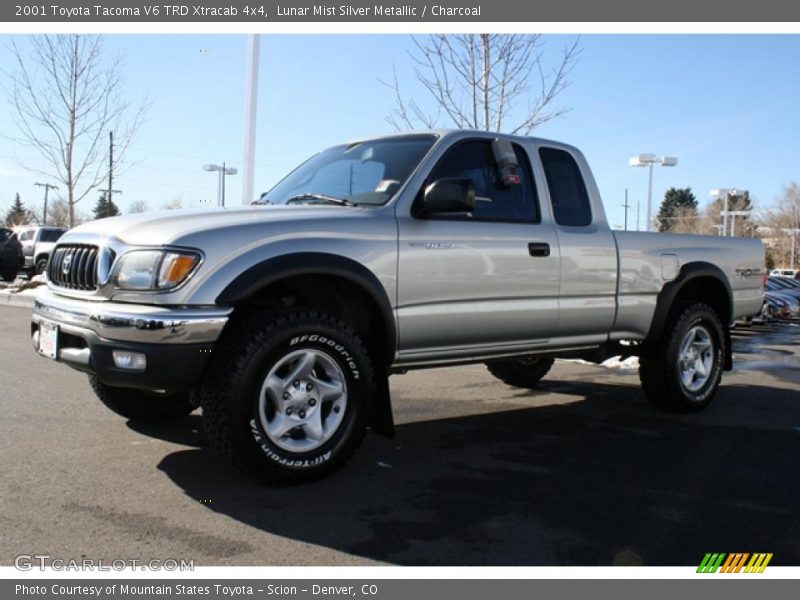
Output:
[
  {"xmin": 200, "ymin": 310, "xmax": 374, "ymax": 484},
  {"xmin": 89, "ymin": 376, "xmax": 195, "ymax": 422},
  {"xmin": 639, "ymin": 302, "xmax": 725, "ymax": 412},
  {"xmin": 486, "ymin": 356, "xmax": 555, "ymax": 389}
]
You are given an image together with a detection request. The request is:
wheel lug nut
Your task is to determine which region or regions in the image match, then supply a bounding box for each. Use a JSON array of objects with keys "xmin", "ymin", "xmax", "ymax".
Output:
[
  {"xmin": 306, "ymin": 383, "xmax": 313, "ymax": 391},
  {"xmin": 298, "ymin": 410, "xmax": 306, "ymax": 419},
  {"xmin": 308, "ymin": 398, "xmax": 316, "ymax": 406},
  {"xmin": 333, "ymin": 406, "xmax": 341, "ymax": 414},
  {"xmin": 283, "ymin": 392, "xmax": 290, "ymax": 400},
  {"xmin": 286, "ymin": 407, "xmax": 293, "ymax": 415},
  {"xmin": 293, "ymin": 380, "xmax": 300, "ymax": 388}
]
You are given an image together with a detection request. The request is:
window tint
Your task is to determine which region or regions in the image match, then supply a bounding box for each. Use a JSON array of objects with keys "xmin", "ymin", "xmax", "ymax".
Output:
[
  {"xmin": 0, "ymin": 229, "xmax": 10, "ymax": 243},
  {"xmin": 539, "ymin": 147, "xmax": 592, "ymax": 227},
  {"xmin": 427, "ymin": 140, "xmax": 539, "ymax": 223},
  {"xmin": 39, "ymin": 229, "xmax": 65, "ymax": 242},
  {"xmin": 18, "ymin": 230, "xmax": 33, "ymax": 241}
]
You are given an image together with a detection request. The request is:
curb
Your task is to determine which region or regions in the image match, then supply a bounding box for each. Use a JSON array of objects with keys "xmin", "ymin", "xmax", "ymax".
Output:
[{"xmin": 0, "ymin": 290, "xmax": 38, "ymax": 308}]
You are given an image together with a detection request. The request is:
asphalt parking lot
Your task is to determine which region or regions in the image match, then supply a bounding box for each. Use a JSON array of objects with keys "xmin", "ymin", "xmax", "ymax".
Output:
[{"xmin": 1, "ymin": 303, "xmax": 799, "ymax": 566}]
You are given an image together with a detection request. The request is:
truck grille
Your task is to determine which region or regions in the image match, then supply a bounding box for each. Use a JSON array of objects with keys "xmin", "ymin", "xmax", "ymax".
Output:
[{"xmin": 48, "ymin": 244, "xmax": 100, "ymax": 290}]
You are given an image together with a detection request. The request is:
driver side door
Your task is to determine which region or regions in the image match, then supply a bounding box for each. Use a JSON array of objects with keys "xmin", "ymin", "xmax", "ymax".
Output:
[{"xmin": 395, "ymin": 138, "xmax": 560, "ymax": 364}]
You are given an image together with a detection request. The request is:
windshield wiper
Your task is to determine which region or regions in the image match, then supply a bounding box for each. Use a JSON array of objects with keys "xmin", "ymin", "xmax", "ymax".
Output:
[{"xmin": 285, "ymin": 193, "xmax": 356, "ymax": 207}]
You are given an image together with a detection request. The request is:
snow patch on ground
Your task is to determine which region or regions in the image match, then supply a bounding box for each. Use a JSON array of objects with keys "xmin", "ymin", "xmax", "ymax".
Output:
[{"xmin": 562, "ymin": 355, "xmax": 640, "ymax": 371}]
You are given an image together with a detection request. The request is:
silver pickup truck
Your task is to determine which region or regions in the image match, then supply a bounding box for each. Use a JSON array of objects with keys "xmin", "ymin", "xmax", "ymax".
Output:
[{"xmin": 31, "ymin": 130, "xmax": 764, "ymax": 482}]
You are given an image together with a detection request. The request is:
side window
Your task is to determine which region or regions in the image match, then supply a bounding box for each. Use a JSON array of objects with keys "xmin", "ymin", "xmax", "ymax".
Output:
[
  {"xmin": 18, "ymin": 230, "xmax": 32, "ymax": 242},
  {"xmin": 539, "ymin": 147, "xmax": 593, "ymax": 227},
  {"xmin": 426, "ymin": 140, "xmax": 539, "ymax": 223},
  {"xmin": 39, "ymin": 229, "xmax": 65, "ymax": 242}
]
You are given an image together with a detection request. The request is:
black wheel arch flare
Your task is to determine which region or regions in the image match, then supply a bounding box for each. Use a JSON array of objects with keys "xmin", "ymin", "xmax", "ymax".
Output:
[{"xmin": 646, "ymin": 261, "xmax": 734, "ymax": 370}]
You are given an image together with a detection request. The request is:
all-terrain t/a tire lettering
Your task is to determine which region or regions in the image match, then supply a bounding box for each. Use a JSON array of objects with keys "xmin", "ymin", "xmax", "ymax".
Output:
[{"xmin": 200, "ymin": 310, "xmax": 375, "ymax": 483}]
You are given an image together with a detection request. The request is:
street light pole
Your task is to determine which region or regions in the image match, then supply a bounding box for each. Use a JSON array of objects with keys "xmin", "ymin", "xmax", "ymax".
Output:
[
  {"xmin": 710, "ymin": 188, "xmax": 747, "ymax": 237},
  {"xmin": 203, "ymin": 163, "xmax": 238, "ymax": 207},
  {"xmin": 629, "ymin": 154, "xmax": 678, "ymax": 232},
  {"xmin": 242, "ymin": 34, "xmax": 260, "ymax": 206}
]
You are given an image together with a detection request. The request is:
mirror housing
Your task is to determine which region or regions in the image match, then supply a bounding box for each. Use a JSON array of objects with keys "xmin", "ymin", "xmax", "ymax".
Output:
[{"xmin": 420, "ymin": 178, "xmax": 476, "ymax": 215}]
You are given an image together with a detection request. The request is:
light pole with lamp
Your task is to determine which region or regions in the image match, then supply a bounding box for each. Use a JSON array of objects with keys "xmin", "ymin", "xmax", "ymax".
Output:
[
  {"xmin": 203, "ymin": 163, "xmax": 238, "ymax": 207},
  {"xmin": 710, "ymin": 188, "xmax": 747, "ymax": 237},
  {"xmin": 629, "ymin": 154, "xmax": 678, "ymax": 232}
]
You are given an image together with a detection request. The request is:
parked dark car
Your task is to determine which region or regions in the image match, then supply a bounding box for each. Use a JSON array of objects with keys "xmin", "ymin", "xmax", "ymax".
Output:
[
  {"xmin": 0, "ymin": 227, "xmax": 24, "ymax": 282},
  {"xmin": 767, "ymin": 276, "xmax": 800, "ymax": 298}
]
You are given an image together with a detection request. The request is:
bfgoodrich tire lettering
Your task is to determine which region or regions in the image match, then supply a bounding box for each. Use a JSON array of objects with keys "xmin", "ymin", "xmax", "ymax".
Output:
[
  {"xmin": 200, "ymin": 310, "xmax": 374, "ymax": 484},
  {"xmin": 639, "ymin": 302, "xmax": 725, "ymax": 412}
]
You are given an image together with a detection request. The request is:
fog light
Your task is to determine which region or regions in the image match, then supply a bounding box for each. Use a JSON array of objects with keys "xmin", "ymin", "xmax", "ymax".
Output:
[{"xmin": 112, "ymin": 350, "xmax": 147, "ymax": 371}]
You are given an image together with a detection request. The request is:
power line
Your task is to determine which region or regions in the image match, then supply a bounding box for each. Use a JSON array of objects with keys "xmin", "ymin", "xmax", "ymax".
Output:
[
  {"xmin": 622, "ymin": 188, "xmax": 630, "ymax": 231},
  {"xmin": 34, "ymin": 182, "xmax": 58, "ymax": 225}
]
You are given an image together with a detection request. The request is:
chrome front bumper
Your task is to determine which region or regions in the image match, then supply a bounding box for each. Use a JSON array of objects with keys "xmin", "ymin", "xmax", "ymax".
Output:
[
  {"xmin": 31, "ymin": 289, "xmax": 233, "ymax": 390},
  {"xmin": 31, "ymin": 289, "xmax": 232, "ymax": 345}
]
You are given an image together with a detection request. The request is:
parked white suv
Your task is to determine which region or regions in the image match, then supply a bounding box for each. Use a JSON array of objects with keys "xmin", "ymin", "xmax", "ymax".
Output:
[
  {"xmin": 17, "ymin": 225, "xmax": 67, "ymax": 276},
  {"xmin": 769, "ymin": 268, "xmax": 798, "ymax": 278}
]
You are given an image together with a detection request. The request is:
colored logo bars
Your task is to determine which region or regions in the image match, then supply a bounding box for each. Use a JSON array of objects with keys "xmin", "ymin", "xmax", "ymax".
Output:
[{"xmin": 697, "ymin": 553, "xmax": 773, "ymax": 573}]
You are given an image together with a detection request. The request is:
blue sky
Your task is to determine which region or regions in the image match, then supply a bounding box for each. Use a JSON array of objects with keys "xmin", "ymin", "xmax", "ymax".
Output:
[{"xmin": 1, "ymin": 34, "xmax": 799, "ymax": 229}]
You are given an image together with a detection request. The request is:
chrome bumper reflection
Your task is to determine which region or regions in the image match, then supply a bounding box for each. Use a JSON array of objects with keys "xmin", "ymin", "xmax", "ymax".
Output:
[{"xmin": 31, "ymin": 290, "xmax": 232, "ymax": 344}]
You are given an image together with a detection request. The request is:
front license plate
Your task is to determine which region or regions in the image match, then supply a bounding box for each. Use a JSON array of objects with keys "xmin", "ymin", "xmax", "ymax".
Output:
[{"xmin": 38, "ymin": 320, "xmax": 58, "ymax": 360}]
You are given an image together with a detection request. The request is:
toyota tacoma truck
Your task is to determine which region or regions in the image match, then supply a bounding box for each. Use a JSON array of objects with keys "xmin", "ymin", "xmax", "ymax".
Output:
[{"xmin": 31, "ymin": 130, "xmax": 765, "ymax": 482}]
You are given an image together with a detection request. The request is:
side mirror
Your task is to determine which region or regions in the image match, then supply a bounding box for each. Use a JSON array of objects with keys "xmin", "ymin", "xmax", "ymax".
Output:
[{"xmin": 421, "ymin": 178, "xmax": 476, "ymax": 215}]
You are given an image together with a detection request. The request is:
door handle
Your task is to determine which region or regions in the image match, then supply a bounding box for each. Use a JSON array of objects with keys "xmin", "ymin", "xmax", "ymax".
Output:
[{"xmin": 528, "ymin": 242, "xmax": 550, "ymax": 257}]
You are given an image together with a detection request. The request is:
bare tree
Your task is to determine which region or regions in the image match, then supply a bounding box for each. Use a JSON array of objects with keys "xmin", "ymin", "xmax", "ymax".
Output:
[
  {"xmin": 161, "ymin": 197, "xmax": 184, "ymax": 211},
  {"xmin": 45, "ymin": 198, "xmax": 84, "ymax": 228},
  {"xmin": 6, "ymin": 35, "xmax": 148, "ymax": 228},
  {"xmin": 127, "ymin": 199, "xmax": 149, "ymax": 214},
  {"xmin": 760, "ymin": 183, "xmax": 800, "ymax": 268},
  {"xmin": 662, "ymin": 207, "xmax": 715, "ymax": 235},
  {"xmin": 385, "ymin": 34, "xmax": 580, "ymax": 134}
]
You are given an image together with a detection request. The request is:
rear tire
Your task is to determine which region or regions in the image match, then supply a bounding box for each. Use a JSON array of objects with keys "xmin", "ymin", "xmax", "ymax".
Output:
[
  {"xmin": 200, "ymin": 309, "xmax": 375, "ymax": 484},
  {"xmin": 89, "ymin": 376, "xmax": 195, "ymax": 422},
  {"xmin": 486, "ymin": 356, "xmax": 555, "ymax": 389},
  {"xmin": 1, "ymin": 270, "xmax": 17, "ymax": 282},
  {"xmin": 639, "ymin": 302, "xmax": 725, "ymax": 412},
  {"xmin": 35, "ymin": 257, "xmax": 48, "ymax": 276}
]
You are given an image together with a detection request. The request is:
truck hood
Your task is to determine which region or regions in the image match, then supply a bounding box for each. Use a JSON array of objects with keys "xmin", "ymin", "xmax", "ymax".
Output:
[{"xmin": 63, "ymin": 205, "xmax": 368, "ymax": 247}]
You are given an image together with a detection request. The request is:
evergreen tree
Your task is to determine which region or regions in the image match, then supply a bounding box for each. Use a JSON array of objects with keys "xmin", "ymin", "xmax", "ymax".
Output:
[
  {"xmin": 92, "ymin": 191, "xmax": 120, "ymax": 220},
  {"xmin": 656, "ymin": 187, "xmax": 698, "ymax": 232},
  {"xmin": 4, "ymin": 193, "xmax": 30, "ymax": 227}
]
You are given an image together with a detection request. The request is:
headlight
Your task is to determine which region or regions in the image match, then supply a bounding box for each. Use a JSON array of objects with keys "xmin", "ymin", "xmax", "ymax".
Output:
[{"xmin": 112, "ymin": 250, "xmax": 200, "ymax": 291}]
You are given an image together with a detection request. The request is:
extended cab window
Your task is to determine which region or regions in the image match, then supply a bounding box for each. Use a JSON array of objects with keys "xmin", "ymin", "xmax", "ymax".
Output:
[
  {"xmin": 426, "ymin": 140, "xmax": 539, "ymax": 223},
  {"xmin": 539, "ymin": 147, "xmax": 592, "ymax": 227}
]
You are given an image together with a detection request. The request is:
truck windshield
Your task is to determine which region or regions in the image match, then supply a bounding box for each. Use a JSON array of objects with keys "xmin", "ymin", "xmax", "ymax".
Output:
[{"xmin": 260, "ymin": 135, "xmax": 437, "ymax": 206}]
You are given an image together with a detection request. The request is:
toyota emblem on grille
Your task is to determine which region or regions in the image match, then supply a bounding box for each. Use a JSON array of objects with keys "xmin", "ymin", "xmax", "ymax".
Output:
[{"xmin": 62, "ymin": 254, "xmax": 72, "ymax": 275}]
